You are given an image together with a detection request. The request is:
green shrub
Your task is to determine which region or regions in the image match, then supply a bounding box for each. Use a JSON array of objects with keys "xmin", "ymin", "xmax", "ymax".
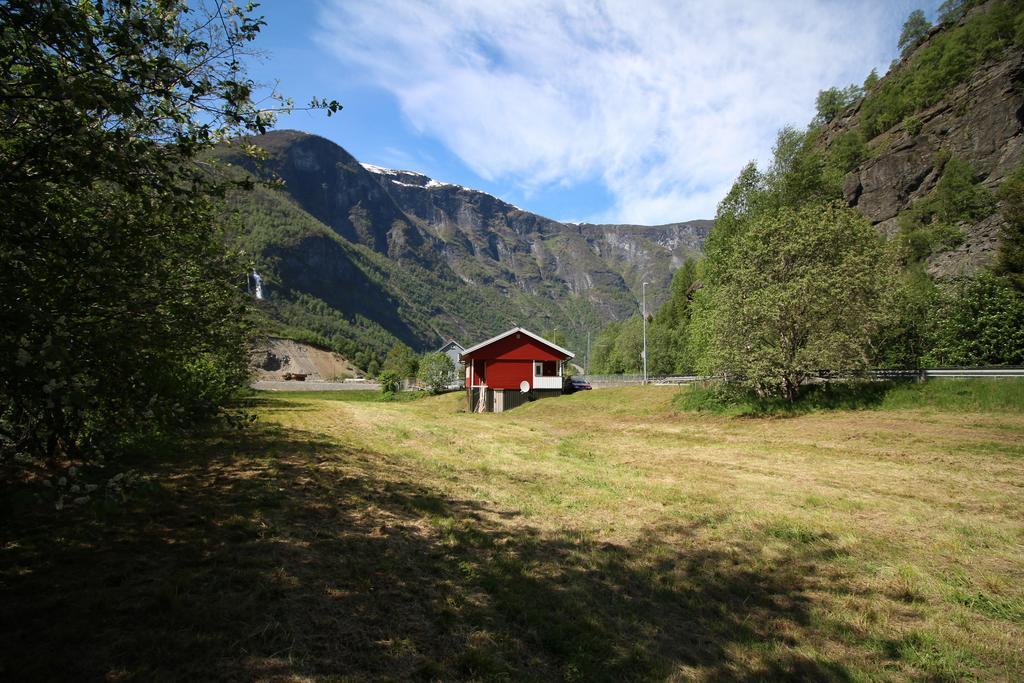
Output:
[
  {"xmin": 923, "ymin": 273, "xmax": 1024, "ymax": 366},
  {"xmin": 378, "ymin": 371, "xmax": 400, "ymax": 396},
  {"xmin": 995, "ymin": 164, "xmax": 1024, "ymax": 290},
  {"xmin": 904, "ymin": 115, "xmax": 923, "ymax": 136},
  {"xmin": 897, "ymin": 156, "xmax": 995, "ymax": 260},
  {"xmin": 675, "ymin": 381, "xmax": 895, "ymax": 416}
]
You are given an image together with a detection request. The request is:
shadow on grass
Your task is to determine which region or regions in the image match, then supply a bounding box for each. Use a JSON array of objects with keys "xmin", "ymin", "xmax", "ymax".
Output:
[{"xmin": 2, "ymin": 425, "xmax": 853, "ymax": 681}]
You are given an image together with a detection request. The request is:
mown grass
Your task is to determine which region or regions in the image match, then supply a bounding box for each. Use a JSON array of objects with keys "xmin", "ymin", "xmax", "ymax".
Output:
[
  {"xmin": 243, "ymin": 388, "xmax": 427, "ymax": 403},
  {"xmin": 2, "ymin": 385, "xmax": 1023, "ymax": 680},
  {"xmin": 675, "ymin": 378, "xmax": 1024, "ymax": 416}
]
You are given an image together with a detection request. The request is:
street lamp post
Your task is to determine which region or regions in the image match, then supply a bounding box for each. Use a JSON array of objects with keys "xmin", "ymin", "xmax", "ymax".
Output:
[{"xmin": 642, "ymin": 281, "xmax": 648, "ymax": 385}]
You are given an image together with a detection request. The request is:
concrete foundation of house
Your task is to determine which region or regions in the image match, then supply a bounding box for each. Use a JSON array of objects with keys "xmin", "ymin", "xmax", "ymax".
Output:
[{"xmin": 468, "ymin": 387, "xmax": 562, "ymax": 413}]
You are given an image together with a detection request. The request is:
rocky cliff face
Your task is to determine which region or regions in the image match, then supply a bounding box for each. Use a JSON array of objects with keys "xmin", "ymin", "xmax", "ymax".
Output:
[
  {"xmin": 576, "ymin": 221, "xmax": 712, "ymax": 293},
  {"xmin": 223, "ymin": 131, "xmax": 442, "ymax": 265},
  {"xmin": 364, "ymin": 161, "xmax": 709, "ymax": 312},
  {"xmin": 822, "ymin": 21, "xmax": 1023, "ymax": 276}
]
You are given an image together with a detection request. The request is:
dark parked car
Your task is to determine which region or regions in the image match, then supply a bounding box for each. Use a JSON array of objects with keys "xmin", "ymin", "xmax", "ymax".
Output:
[{"xmin": 565, "ymin": 376, "xmax": 592, "ymax": 393}]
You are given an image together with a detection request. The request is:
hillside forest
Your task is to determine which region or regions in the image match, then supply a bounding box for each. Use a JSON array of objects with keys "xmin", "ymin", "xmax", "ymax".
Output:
[{"xmin": 590, "ymin": 0, "xmax": 1024, "ymax": 398}]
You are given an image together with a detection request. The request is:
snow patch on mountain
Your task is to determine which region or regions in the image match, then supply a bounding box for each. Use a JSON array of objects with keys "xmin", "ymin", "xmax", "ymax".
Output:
[{"xmin": 360, "ymin": 162, "xmax": 398, "ymax": 175}]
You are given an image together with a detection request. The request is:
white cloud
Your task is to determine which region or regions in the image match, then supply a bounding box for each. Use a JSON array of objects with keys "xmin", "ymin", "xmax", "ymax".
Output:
[{"xmin": 316, "ymin": 0, "xmax": 913, "ymax": 222}]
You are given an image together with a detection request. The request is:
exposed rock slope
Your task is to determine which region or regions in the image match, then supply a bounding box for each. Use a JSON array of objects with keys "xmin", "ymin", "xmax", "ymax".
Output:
[
  {"xmin": 822, "ymin": 8, "xmax": 1023, "ymax": 276},
  {"xmin": 250, "ymin": 337, "xmax": 359, "ymax": 381}
]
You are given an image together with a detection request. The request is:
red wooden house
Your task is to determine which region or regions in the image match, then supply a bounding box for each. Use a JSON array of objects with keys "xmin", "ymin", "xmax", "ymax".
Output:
[{"xmin": 461, "ymin": 327, "xmax": 574, "ymax": 413}]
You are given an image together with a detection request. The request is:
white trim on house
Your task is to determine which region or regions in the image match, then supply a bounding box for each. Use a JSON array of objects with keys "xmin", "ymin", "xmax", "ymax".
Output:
[
  {"xmin": 532, "ymin": 376, "xmax": 563, "ymax": 390},
  {"xmin": 460, "ymin": 327, "xmax": 575, "ymax": 360}
]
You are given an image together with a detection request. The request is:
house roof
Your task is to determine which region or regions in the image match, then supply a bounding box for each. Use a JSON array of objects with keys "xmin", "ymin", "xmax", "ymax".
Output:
[
  {"xmin": 460, "ymin": 327, "xmax": 575, "ymax": 360},
  {"xmin": 436, "ymin": 340, "xmax": 465, "ymax": 353}
]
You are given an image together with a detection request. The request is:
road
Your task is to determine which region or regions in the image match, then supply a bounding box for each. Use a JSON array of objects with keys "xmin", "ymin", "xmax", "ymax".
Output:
[{"xmin": 252, "ymin": 381, "xmax": 382, "ymax": 392}]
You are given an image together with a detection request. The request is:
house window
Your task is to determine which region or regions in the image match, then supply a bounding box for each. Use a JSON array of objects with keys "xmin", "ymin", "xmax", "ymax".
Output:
[{"xmin": 534, "ymin": 361, "xmax": 558, "ymax": 377}]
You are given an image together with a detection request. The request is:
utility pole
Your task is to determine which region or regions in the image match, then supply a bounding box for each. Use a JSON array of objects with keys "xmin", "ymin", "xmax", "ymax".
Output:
[
  {"xmin": 587, "ymin": 329, "xmax": 591, "ymax": 374},
  {"xmin": 642, "ymin": 282, "xmax": 649, "ymax": 385}
]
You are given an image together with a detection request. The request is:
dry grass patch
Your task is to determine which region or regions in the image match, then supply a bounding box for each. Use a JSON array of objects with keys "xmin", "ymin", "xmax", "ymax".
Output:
[{"xmin": 2, "ymin": 385, "xmax": 1023, "ymax": 680}]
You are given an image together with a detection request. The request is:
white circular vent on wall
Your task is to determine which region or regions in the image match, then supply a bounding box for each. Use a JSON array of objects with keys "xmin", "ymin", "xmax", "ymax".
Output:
[{"xmin": 520, "ymin": 380, "xmax": 530, "ymax": 393}]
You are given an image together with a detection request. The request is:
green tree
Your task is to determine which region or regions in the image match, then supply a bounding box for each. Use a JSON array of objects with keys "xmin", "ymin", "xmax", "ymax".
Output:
[
  {"xmin": 814, "ymin": 84, "xmax": 863, "ymax": 124},
  {"xmin": 924, "ymin": 273, "xmax": 1024, "ymax": 365},
  {"xmin": 418, "ymin": 352, "xmax": 455, "ymax": 394},
  {"xmin": 863, "ymin": 68, "xmax": 881, "ymax": 91},
  {"xmin": 938, "ymin": 0, "xmax": 976, "ymax": 25},
  {"xmin": 0, "ymin": 1, "xmax": 339, "ymax": 465},
  {"xmin": 872, "ymin": 263, "xmax": 939, "ymax": 368},
  {"xmin": 589, "ymin": 321, "xmax": 621, "ymax": 373},
  {"xmin": 647, "ymin": 258, "xmax": 700, "ymax": 374},
  {"xmin": 995, "ymin": 164, "xmax": 1024, "ymax": 290},
  {"xmin": 694, "ymin": 202, "xmax": 891, "ymax": 402},
  {"xmin": 766, "ymin": 127, "xmax": 838, "ymax": 209},
  {"xmin": 589, "ymin": 317, "xmax": 644, "ymax": 374},
  {"xmin": 899, "ymin": 9, "xmax": 933, "ymax": 56},
  {"xmin": 382, "ymin": 342, "xmax": 419, "ymax": 379}
]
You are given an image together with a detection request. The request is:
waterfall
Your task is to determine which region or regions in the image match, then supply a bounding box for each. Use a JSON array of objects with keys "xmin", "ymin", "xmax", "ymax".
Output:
[{"xmin": 252, "ymin": 269, "xmax": 265, "ymax": 300}]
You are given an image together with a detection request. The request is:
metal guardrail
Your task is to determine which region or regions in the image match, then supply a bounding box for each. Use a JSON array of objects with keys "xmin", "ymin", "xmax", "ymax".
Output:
[{"xmin": 922, "ymin": 368, "xmax": 1024, "ymax": 378}]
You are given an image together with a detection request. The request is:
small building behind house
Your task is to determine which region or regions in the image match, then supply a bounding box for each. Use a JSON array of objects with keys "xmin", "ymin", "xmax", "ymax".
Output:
[
  {"xmin": 461, "ymin": 327, "xmax": 573, "ymax": 413},
  {"xmin": 437, "ymin": 339, "xmax": 466, "ymax": 389}
]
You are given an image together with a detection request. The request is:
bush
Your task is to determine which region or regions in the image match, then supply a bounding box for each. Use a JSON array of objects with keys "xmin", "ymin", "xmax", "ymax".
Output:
[
  {"xmin": 896, "ymin": 156, "xmax": 994, "ymax": 260},
  {"xmin": 378, "ymin": 371, "xmax": 400, "ymax": 396},
  {"xmin": 923, "ymin": 273, "xmax": 1024, "ymax": 366}
]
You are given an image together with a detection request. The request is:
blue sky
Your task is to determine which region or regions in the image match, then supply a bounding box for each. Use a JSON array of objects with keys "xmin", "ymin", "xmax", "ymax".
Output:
[{"xmin": 247, "ymin": 0, "xmax": 942, "ymax": 224}]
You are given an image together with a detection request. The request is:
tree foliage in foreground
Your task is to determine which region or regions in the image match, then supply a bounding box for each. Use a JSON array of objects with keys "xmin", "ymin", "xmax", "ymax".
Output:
[
  {"xmin": 692, "ymin": 202, "xmax": 891, "ymax": 402},
  {"xmin": 418, "ymin": 353, "xmax": 456, "ymax": 394},
  {"xmin": 0, "ymin": 1, "xmax": 323, "ymax": 465}
]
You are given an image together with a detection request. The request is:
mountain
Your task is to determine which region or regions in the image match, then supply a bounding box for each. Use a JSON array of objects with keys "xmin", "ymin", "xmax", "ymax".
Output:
[
  {"xmin": 817, "ymin": 0, "xmax": 1023, "ymax": 277},
  {"xmin": 213, "ymin": 131, "xmax": 709, "ymax": 369},
  {"xmin": 361, "ymin": 159, "xmax": 709, "ymax": 308}
]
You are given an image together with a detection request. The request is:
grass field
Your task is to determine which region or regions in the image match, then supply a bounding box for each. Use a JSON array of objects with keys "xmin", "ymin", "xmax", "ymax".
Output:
[{"xmin": 2, "ymin": 383, "xmax": 1023, "ymax": 681}]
